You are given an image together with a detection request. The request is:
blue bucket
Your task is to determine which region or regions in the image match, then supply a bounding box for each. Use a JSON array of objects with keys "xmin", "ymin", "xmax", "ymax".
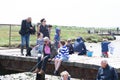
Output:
[{"xmin": 87, "ymin": 51, "xmax": 93, "ymax": 57}]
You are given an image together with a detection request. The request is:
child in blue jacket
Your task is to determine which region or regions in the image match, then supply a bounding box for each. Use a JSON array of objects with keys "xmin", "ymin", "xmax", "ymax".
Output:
[{"xmin": 54, "ymin": 27, "xmax": 61, "ymax": 49}]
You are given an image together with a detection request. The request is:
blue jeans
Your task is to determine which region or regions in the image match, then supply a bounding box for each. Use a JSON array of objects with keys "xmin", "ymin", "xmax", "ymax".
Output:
[{"xmin": 21, "ymin": 34, "xmax": 30, "ymax": 48}]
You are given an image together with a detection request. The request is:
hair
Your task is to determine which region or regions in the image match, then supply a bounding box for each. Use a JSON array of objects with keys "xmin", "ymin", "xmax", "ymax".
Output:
[
  {"xmin": 44, "ymin": 37, "xmax": 49, "ymax": 41},
  {"xmin": 101, "ymin": 59, "xmax": 108, "ymax": 64},
  {"xmin": 67, "ymin": 39, "xmax": 71, "ymax": 43},
  {"xmin": 48, "ymin": 25, "xmax": 52, "ymax": 28},
  {"xmin": 60, "ymin": 40, "xmax": 66, "ymax": 46},
  {"xmin": 40, "ymin": 18, "xmax": 46, "ymax": 23},
  {"xmin": 37, "ymin": 33, "xmax": 43, "ymax": 38},
  {"xmin": 60, "ymin": 71, "xmax": 71, "ymax": 78}
]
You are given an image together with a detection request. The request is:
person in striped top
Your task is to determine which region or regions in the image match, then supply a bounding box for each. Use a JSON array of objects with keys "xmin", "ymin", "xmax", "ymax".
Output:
[{"xmin": 54, "ymin": 40, "xmax": 69, "ymax": 75}]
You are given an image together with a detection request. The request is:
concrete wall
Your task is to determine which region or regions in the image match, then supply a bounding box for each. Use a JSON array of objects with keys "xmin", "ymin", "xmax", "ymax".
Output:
[{"xmin": 0, "ymin": 55, "xmax": 119, "ymax": 80}]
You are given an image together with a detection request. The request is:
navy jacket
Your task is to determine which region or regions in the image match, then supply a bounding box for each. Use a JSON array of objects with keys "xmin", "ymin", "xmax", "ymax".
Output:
[
  {"xmin": 39, "ymin": 25, "xmax": 49, "ymax": 38},
  {"xmin": 54, "ymin": 28, "xmax": 60, "ymax": 42},
  {"xmin": 74, "ymin": 37, "xmax": 86, "ymax": 53},
  {"xmin": 101, "ymin": 41, "xmax": 111, "ymax": 52},
  {"xmin": 20, "ymin": 20, "xmax": 32, "ymax": 35},
  {"xmin": 96, "ymin": 65, "xmax": 118, "ymax": 80}
]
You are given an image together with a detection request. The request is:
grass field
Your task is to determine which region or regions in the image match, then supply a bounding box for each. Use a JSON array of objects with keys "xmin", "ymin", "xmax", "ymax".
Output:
[{"xmin": 0, "ymin": 25, "xmax": 115, "ymax": 47}]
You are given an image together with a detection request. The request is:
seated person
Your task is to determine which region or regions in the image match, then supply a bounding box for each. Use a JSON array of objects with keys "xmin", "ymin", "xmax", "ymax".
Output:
[
  {"xmin": 74, "ymin": 37, "xmax": 87, "ymax": 55},
  {"xmin": 33, "ymin": 37, "xmax": 58, "ymax": 74},
  {"xmin": 31, "ymin": 33, "xmax": 44, "ymax": 57},
  {"xmin": 66, "ymin": 39, "xmax": 74, "ymax": 54},
  {"xmin": 54, "ymin": 40, "xmax": 69, "ymax": 75}
]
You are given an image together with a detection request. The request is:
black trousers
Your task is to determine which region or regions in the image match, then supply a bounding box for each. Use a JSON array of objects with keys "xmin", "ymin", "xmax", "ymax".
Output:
[{"xmin": 37, "ymin": 54, "xmax": 50, "ymax": 72}]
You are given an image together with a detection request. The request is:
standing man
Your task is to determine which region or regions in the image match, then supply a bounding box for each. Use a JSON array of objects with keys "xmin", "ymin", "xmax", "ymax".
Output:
[
  {"xmin": 96, "ymin": 60, "xmax": 118, "ymax": 80},
  {"xmin": 37, "ymin": 18, "xmax": 50, "ymax": 38},
  {"xmin": 19, "ymin": 17, "xmax": 33, "ymax": 55}
]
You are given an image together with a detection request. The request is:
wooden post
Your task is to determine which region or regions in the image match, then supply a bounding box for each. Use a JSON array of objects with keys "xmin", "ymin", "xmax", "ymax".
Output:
[{"xmin": 9, "ymin": 24, "xmax": 11, "ymax": 48}]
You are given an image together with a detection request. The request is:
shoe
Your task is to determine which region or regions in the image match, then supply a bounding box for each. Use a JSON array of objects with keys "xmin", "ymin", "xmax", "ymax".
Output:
[
  {"xmin": 33, "ymin": 68, "xmax": 40, "ymax": 73},
  {"xmin": 54, "ymin": 70, "xmax": 59, "ymax": 76},
  {"xmin": 36, "ymin": 73, "xmax": 45, "ymax": 80},
  {"xmin": 38, "ymin": 69, "xmax": 45, "ymax": 75}
]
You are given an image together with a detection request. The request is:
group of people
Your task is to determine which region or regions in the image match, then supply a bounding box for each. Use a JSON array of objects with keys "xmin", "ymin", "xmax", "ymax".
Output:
[{"xmin": 19, "ymin": 17, "xmax": 118, "ymax": 80}]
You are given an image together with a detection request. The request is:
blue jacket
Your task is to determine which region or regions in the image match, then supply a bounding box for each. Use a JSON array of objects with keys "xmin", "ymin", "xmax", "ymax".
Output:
[
  {"xmin": 101, "ymin": 41, "xmax": 111, "ymax": 52},
  {"xmin": 74, "ymin": 37, "xmax": 86, "ymax": 53},
  {"xmin": 96, "ymin": 65, "xmax": 118, "ymax": 80},
  {"xmin": 54, "ymin": 28, "xmax": 60, "ymax": 42}
]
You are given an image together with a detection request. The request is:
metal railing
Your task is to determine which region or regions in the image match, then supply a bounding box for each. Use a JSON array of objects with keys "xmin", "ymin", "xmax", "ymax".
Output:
[{"xmin": 0, "ymin": 24, "xmax": 37, "ymax": 48}]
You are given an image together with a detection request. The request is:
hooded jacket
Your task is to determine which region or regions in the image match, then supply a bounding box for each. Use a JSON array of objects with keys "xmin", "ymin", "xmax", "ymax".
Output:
[
  {"xmin": 54, "ymin": 28, "xmax": 60, "ymax": 42},
  {"xmin": 74, "ymin": 37, "xmax": 86, "ymax": 53},
  {"xmin": 101, "ymin": 41, "xmax": 111, "ymax": 52}
]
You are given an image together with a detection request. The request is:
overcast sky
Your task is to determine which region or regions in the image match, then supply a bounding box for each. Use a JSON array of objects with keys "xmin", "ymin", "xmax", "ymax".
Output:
[{"xmin": 0, "ymin": 0, "xmax": 120, "ymax": 27}]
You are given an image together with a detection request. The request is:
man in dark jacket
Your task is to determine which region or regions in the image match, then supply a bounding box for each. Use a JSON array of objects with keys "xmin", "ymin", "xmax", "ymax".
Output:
[
  {"xmin": 74, "ymin": 37, "xmax": 87, "ymax": 55},
  {"xmin": 19, "ymin": 17, "xmax": 33, "ymax": 55},
  {"xmin": 96, "ymin": 60, "xmax": 118, "ymax": 80}
]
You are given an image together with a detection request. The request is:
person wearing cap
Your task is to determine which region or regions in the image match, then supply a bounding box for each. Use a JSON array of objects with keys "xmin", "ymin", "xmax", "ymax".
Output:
[
  {"xmin": 19, "ymin": 17, "xmax": 33, "ymax": 55},
  {"xmin": 96, "ymin": 60, "xmax": 118, "ymax": 80},
  {"xmin": 101, "ymin": 39, "xmax": 111, "ymax": 58},
  {"xmin": 37, "ymin": 18, "xmax": 50, "ymax": 38},
  {"xmin": 54, "ymin": 27, "xmax": 61, "ymax": 49}
]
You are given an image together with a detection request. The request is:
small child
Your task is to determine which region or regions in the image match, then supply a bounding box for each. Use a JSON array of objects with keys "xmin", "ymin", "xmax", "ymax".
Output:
[
  {"xmin": 101, "ymin": 39, "xmax": 111, "ymax": 58},
  {"xmin": 36, "ymin": 33, "xmax": 44, "ymax": 54},
  {"xmin": 54, "ymin": 40, "xmax": 69, "ymax": 75},
  {"xmin": 54, "ymin": 27, "xmax": 61, "ymax": 49},
  {"xmin": 31, "ymin": 33, "xmax": 44, "ymax": 57},
  {"xmin": 66, "ymin": 39, "xmax": 74, "ymax": 54}
]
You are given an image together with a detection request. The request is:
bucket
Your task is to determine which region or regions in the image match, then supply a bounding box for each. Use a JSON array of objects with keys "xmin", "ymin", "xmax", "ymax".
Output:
[{"xmin": 87, "ymin": 51, "xmax": 93, "ymax": 57}]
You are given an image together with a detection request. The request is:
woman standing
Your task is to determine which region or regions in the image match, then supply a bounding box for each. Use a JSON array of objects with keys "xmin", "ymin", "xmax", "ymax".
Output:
[{"xmin": 37, "ymin": 18, "xmax": 50, "ymax": 38}]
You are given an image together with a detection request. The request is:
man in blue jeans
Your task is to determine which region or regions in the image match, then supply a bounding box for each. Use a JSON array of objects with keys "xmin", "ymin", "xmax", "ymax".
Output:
[{"xmin": 19, "ymin": 17, "xmax": 33, "ymax": 55}]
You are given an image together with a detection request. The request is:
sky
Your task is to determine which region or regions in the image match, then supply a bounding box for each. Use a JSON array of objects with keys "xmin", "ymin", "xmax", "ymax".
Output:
[{"xmin": 0, "ymin": 0, "xmax": 120, "ymax": 27}]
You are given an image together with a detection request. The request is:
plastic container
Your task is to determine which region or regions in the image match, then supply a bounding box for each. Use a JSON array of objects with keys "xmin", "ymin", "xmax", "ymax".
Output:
[{"xmin": 87, "ymin": 51, "xmax": 93, "ymax": 57}]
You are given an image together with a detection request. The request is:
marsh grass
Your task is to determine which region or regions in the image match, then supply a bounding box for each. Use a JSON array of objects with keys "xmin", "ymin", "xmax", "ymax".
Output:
[{"xmin": 0, "ymin": 25, "xmax": 114, "ymax": 47}]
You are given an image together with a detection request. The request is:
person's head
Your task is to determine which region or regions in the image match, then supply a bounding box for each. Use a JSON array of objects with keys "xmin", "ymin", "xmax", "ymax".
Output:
[
  {"xmin": 76, "ymin": 37, "xmax": 83, "ymax": 42},
  {"xmin": 40, "ymin": 18, "xmax": 46, "ymax": 26},
  {"xmin": 60, "ymin": 40, "xmax": 66, "ymax": 47},
  {"xmin": 101, "ymin": 60, "xmax": 108, "ymax": 68},
  {"xmin": 55, "ymin": 27, "xmax": 61, "ymax": 35},
  {"xmin": 60, "ymin": 71, "xmax": 70, "ymax": 80},
  {"xmin": 37, "ymin": 32, "xmax": 43, "ymax": 38},
  {"xmin": 44, "ymin": 37, "xmax": 50, "ymax": 44},
  {"xmin": 103, "ymin": 39, "xmax": 108, "ymax": 42},
  {"xmin": 48, "ymin": 25, "xmax": 52, "ymax": 32},
  {"xmin": 67, "ymin": 39, "xmax": 71, "ymax": 44},
  {"xmin": 26, "ymin": 17, "xmax": 32, "ymax": 23}
]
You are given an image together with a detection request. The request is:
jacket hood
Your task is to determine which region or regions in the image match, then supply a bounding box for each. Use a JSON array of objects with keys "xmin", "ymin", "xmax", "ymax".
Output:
[
  {"xmin": 76, "ymin": 37, "xmax": 82, "ymax": 42},
  {"xmin": 55, "ymin": 28, "xmax": 61, "ymax": 34}
]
